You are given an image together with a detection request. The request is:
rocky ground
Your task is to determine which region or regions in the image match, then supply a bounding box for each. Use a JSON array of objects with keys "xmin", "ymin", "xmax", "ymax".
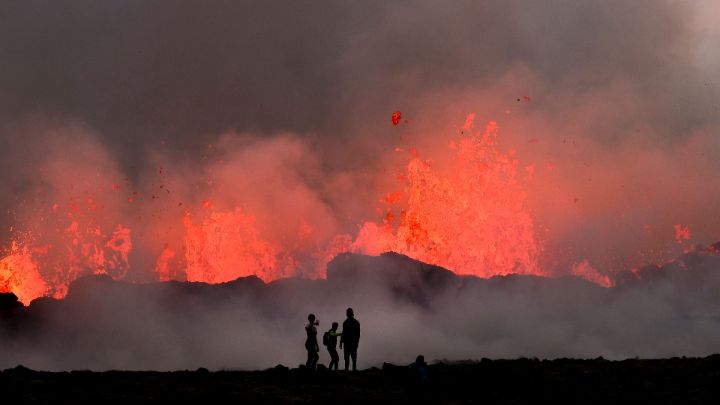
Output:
[{"xmin": 3, "ymin": 356, "xmax": 720, "ymax": 404}]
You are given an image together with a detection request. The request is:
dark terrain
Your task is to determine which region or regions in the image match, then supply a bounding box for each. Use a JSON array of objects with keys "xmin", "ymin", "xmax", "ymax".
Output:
[
  {"xmin": 3, "ymin": 356, "xmax": 720, "ymax": 404},
  {"xmin": 2, "ymin": 248, "xmax": 720, "ymax": 402}
]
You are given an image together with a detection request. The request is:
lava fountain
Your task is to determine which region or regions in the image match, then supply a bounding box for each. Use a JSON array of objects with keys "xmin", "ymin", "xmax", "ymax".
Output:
[
  {"xmin": 336, "ymin": 120, "xmax": 542, "ymax": 277},
  {"xmin": 1, "ymin": 116, "xmax": 550, "ymax": 304}
]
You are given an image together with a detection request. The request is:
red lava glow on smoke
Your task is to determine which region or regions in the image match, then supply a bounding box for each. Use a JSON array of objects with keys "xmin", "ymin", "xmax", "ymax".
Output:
[
  {"xmin": 1, "ymin": 116, "xmax": 609, "ymax": 304},
  {"xmin": 337, "ymin": 120, "xmax": 542, "ymax": 277},
  {"xmin": 0, "ymin": 197, "xmax": 133, "ymax": 304},
  {"xmin": 183, "ymin": 209, "xmax": 292, "ymax": 283},
  {"xmin": 674, "ymin": 224, "xmax": 691, "ymax": 245},
  {"xmin": 571, "ymin": 260, "xmax": 613, "ymax": 288}
]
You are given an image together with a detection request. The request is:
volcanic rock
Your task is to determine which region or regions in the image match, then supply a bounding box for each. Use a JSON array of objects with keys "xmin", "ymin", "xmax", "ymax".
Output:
[
  {"xmin": 327, "ymin": 252, "xmax": 457, "ymax": 307},
  {"xmin": 0, "ymin": 292, "xmax": 22, "ymax": 312}
]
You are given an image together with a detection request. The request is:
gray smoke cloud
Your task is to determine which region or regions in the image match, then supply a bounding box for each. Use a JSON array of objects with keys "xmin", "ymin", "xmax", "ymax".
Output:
[
  {"xmin": 2, "ymin": 250, "xmax": 720, "ymax": 371},
  {"xmin": 1, "ymin": 1, "xmax": 716, "ymax": 163}
]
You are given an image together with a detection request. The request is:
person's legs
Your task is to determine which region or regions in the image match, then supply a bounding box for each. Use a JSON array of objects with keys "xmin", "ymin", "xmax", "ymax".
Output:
[
  {"xmin": 343, "ymin": 348, "xmax": 350, "ymax": 370},
  {"xmin": 306, "ymin": 348, "xmax": 314, "ymax": 369},
  {"xmin": 329, "ymin": 348, "xmax": 339, "ymax": 370},
  {"xmin": 310, "ymin": 349, "xmax": 319, "ymax": 370},
  {"xmin": 350, "ymin": 346, "xmax": 357, "ymax": 371},
  {"xmin": 306, "ymin": 344, "xmax": 319, "ymax": 370}
]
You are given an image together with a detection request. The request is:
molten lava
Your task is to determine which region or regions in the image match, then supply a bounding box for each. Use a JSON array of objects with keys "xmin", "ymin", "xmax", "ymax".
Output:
[
  {"xmin": 1, "ymin": 192, "xmax": 133, "ymax": 304},
  {"xmin": 0, "ymin": 242, "xmax": 47, "ymax": 305},
  {"xmin": 183, "ymin": 209, "xmax": 289, "ymax": 283},
  {"xmin": 1, "ymin": 115, "xmax": 607, "ymax": 305},
  {"xmin": 345, "ymin": 121, "xmax": 542, "ymax": 277},
  {"xmin": 392, "ymin": 111, "xmax": 402, "ymax": 126}
]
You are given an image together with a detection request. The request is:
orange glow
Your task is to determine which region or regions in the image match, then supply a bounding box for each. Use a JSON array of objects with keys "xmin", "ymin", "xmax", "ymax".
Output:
[
  {"xmin": 0, "ymin": 192, "xmax": 133, "ymax": 304},
  {"xmin": 674, "ymin": 224, "xmax": 691, "ymax": 244},
  {"xmin": 1, "ymin": 115, "xmax": 649, "ymax": 304},
  {"xmin": 155, "ymin": 246, "xmax": 176, "ymax": 282},
  {"xmin": 183, "ymin": 209, "xmax": 286, "ymax": 283},
  {"xmin": 463, "ymin": 113, "xmax": 475, "ymax": 130},
  {"xmin": 571, "ymin": 260, "xmax": 613, "ymax": 288},
  {"xmin": 347, "ymin": 121, "xmax": 543, "ymax": 277},
  {"xmin": 0, "ymin": 242, "xmax": 47, "ymax": 305}
]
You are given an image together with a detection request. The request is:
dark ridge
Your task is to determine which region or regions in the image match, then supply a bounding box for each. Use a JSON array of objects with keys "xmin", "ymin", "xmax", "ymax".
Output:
[
  {"xmin": 3, "ymin": 357, "xmax": 720, "ymax": 403},
  {"xmin": 327, "ymin": 252, "xmax": 458, "ymax": 308},
  {"xmin": 0, "ymin": 292, "xmax": 21, "ymax": 312},
  {"xmin": 0, "ymin": 293, "xmax": 23, "ymax": 328},
  {"xmin": 614, "ymin": 246, "xmax": 720, "ymax": 288},
  {"xmin": 15, "ymin": 242, "xmax": 720, "ymax": 311}
]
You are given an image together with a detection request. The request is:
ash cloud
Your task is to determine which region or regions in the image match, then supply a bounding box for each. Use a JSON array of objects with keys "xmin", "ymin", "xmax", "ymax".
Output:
[{"xmin": 0, "ymin": 1, "xmax": 716, "ymax": 160}]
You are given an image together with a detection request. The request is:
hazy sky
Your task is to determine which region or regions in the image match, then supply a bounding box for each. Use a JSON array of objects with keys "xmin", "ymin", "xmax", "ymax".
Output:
[{"xmin": 1, "ymin": 1, "xmax": 716, "ymax": 159}]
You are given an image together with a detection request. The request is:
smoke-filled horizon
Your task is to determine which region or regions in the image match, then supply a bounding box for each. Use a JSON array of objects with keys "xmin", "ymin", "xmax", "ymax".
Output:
[
  {"xmin": 1, "ymin": 1, "xmax": 719, "ymax": 303},
  {"xmin": 3, "ymin": 249, "xmax": 720, "ymax": 371}
]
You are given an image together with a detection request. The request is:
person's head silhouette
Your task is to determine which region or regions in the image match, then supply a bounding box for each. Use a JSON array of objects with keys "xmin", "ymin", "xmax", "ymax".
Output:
[
  {"xmin": 332, "ymin": 321, "xmax": 339, "ymax": 330},
  {"xmin": 308, "ymin": 313, "xmax": 316, "ymax": 324},
  {"xmin": 346, "ymin": 307, "xmax": 354, "ymax": 318}
]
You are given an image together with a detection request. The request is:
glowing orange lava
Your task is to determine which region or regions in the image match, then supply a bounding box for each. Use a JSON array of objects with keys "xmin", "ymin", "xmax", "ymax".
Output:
[
  {"xmin": 0, "ymin": 115, "xmax": 619, "ymax": 305},
  {"xmin": 183, "ymin": 209, "xmax": 288, "ymax": 283},
  {"xmin": 0, "ymin": 242, "xmax": 47, "ymax": 305},
  {"xmin": 0, "ymin": 194, "xmax": 132, "ymax": 304},
  {"xmin": 345, "ymin": 121, "xmax": 542, "ymax": 277}
]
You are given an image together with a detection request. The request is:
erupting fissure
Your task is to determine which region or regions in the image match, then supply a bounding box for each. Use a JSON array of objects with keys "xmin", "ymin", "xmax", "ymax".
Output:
[
  {"xmin": 1, "ymin": 117, "xmax": 559, "ymax": 305},
  {"xmin": 339, "ymin": 120, "xmax": 542, "ymax": 277}
]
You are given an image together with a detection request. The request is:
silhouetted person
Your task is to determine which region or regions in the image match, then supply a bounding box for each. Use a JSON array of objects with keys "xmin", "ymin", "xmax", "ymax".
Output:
[
  {"xmin": 340, "ymin": 307, "xmax": 360, "ymax": 371},
  {"xmin": 408, "ymin": 355, "xmax": 429, "ymax": 383},
  {"xmin": 323, "ymin": 322, "xmax": 342, "ymax": 370},
  {"xmin": 305, "ymin": 313, "xmax": 320, "ymax": 370}
]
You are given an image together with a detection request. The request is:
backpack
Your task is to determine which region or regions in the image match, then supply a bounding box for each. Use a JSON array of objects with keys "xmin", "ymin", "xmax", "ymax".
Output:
[{"xmin": 322, "ymin": 331, "xmax": 331, "ymax": 346}]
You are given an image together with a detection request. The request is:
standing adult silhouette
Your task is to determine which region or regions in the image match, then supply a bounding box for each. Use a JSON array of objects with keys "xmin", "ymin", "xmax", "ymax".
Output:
[
  {"xmin": 339, "ymin": 307, "xmax": 360, "ymax": 371},
  {"xmin": 305, "ymin": 313, "xmax": 320, "ymax": 370}
]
